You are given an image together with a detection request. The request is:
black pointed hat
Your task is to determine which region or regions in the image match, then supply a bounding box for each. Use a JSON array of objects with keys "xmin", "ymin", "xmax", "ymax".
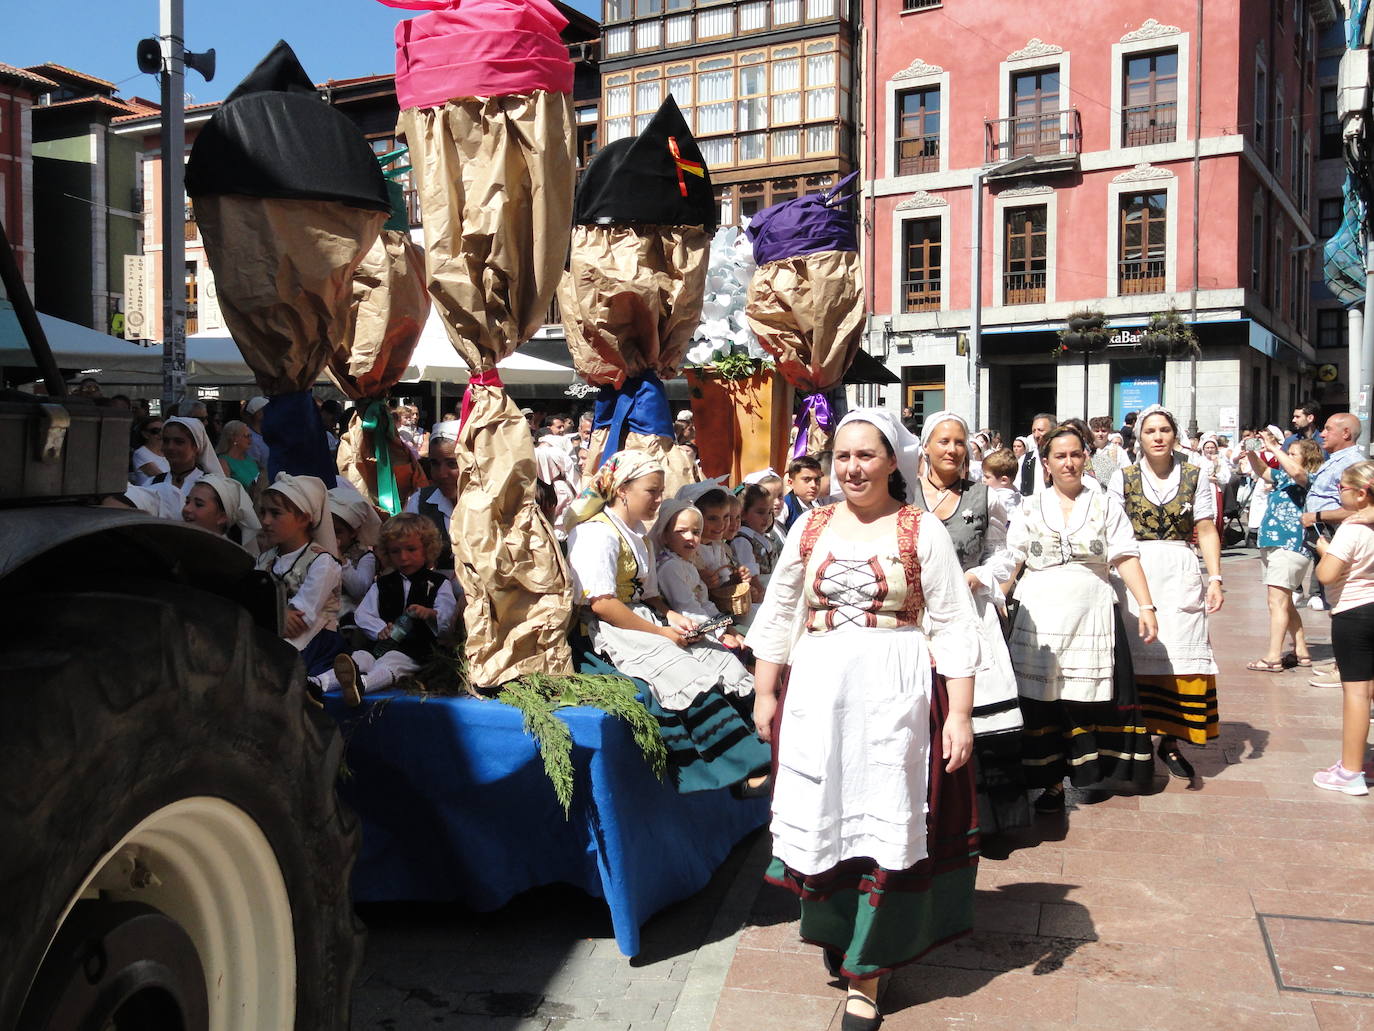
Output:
[
  {"xmin": 186, "ymin": 41, "xmax": 390, "ymax": 213},
  {"xmin": 573, "ymin": 96, "xmax": 715, "ymax": 230}
]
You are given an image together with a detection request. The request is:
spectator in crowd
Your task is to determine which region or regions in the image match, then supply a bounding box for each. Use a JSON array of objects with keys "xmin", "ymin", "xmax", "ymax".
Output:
[
  {"xmin": 320, "ymin": 399, "xmax": 343, "ymax": 453},
  {"xmin": 1089, "ymin": 416, "xmax": 1131, "ymax": 484},
  {"xmin": 1301, "ymin": 413, "xmax": 1367, "ymax": 610},
  {"xmin": 1119, "ymin": 410, "xmax": 1138, "ymax": 457},
  {"xmin": 243, "ymin": 396, "xmax": 271, "ymax": 470},
  {"xmin": 109, "ymin": 394, "xmax": 133, "ymax": 411},
  {"xmin": 1017, "ymin": 413, "xmax": 1056, "ymax": 496},
  {"xmin": 1283, "ymin": 401, "xmax": 1324, "ymax": 454},
  {"xmin": 76, "ymin": 376, "xmax": 103, "ymax": 398},
  {"xmin": 130, "ymin": 415, "xmax": 169, "ymax": 486},
  {"xmin": 217, "ymin": 420, "xmax": 262, "ymax": 495},
  {"xmin": 176, "ymin": 398, "xmax": 209, "ymax": 421}
]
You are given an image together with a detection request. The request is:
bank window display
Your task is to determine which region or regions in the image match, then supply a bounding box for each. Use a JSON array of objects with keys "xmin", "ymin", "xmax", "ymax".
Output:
[
  {"xmin": 902, "ymin": 218, "xmax": 941, "ymax": 312},
  {"xmin": 1004, "ymin": 206, "xmax": 1047, "ymax": 305},
  {"xmin": 1121, "ymin": 49, "xmax": 1178, "ymax": 146},
  {"xmin": 1118, "ymin": 191, "xmax": 1166, "ymax": 296},
  {"xmin": 895, "ymin": 87, "xmax": 940, "ymax": 175}
]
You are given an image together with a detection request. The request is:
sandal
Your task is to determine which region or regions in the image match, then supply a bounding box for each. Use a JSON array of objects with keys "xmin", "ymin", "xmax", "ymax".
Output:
[{"xmin": 1245, "ymin": 659, "xmax": 1285, "ymax": 672}]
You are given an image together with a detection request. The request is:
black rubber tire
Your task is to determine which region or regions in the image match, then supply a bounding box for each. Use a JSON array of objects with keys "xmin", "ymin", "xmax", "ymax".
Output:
[{"xmin": 0, "ymin": 584, "xmax": 363, "ymax": 1029}]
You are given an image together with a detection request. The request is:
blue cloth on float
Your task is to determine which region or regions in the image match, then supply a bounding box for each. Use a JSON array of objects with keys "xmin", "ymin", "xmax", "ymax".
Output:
[
  {"xmin": 263, "ymin": 389, "xmax": 337, "ymax": 484},
  {"xmin": 592, "ymin": 371, "xmax": 675, "ymax": 464}
]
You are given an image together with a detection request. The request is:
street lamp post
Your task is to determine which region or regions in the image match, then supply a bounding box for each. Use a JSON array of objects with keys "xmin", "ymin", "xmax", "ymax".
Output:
[{"xmin": 158, "ymin": 0, "xmax": 186, "ymax": 413}]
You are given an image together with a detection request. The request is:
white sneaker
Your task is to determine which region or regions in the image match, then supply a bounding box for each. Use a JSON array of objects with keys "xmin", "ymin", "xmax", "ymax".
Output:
[
  {"xmin": 1291, "ymin": 591, "xmax": 1303, "ymax": 605},
  {"xmin": 1313, "ymin": 763, "xmax": 1369, "ymax": 796},
  {"xmin": 1308, "ymin": 596, "xmax": 1328, "ymax": 611}
]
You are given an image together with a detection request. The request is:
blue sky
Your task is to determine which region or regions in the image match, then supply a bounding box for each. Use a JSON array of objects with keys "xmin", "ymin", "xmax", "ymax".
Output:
[{"xmin": 7, "ymin": 0, "xmax": 601, "ymax": 105}]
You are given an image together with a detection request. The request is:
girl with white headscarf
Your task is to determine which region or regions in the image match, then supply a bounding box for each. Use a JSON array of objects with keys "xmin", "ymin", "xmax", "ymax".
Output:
[
  {"xmin": 148, "ymin": 415, "xmax": 229, "ymax": 520},
  {"xmin": 182, "ymin": 474, "xmax": 261, "ymax": 553},
  {"xmin": 256, "ymin": 473, "xmax": 343, "ymax": 678},
  {"xmin": 745, "ymin": 408, "xmax": 982, "ymax": 1024},
  {"xmin": 328, "ymin": 484, "xmax": 383, "ymax": 618},
  {"xmin": 914, "ymin": 410, "xmax": 1027, "ymax": 833},
  {"xmin": 566, "ymin": 451, "xmax": 767, "ymax": 794}
]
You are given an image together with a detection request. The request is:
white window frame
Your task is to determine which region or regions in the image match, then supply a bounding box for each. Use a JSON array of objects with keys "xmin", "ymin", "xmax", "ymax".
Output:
[
  {"xmin": 891, "ymin": 196, "xmax": 952, "ymax": 314},
  {"xmin": 998, "ymin": 43, "xmax": 1069, "ymax": 133},
  {"xmin": 1105, "ymin": 166, "xmax": 1178, "ymax": 298},
  {"xmin": 1110, "ymin": 25, "xmax": 1190, "ymax": 152},
  {"xmin": 884, "ymin": 62, "xmax": 949, "ymax": 179},
  {"xmin": 992, "ymin": 189, "xmax": 1056, "ymax": 307}
]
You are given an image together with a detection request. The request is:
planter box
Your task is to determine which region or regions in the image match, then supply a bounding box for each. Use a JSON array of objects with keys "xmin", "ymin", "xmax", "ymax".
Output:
[{"xmin": 685, "ymin": 368, "xmax": 793, "ymax": 483}]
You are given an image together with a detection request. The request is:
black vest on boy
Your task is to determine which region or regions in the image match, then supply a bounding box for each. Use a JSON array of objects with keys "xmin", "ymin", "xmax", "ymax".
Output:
[{"xmin": 375, "ymin": 568, "xmax": 448, "ymax": 661}]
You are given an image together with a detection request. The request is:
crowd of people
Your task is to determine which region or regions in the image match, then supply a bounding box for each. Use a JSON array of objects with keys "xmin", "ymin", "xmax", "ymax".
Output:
[{"xmin": 102, "ymin": 381, "xmax": 1373, "ymax": 1031}]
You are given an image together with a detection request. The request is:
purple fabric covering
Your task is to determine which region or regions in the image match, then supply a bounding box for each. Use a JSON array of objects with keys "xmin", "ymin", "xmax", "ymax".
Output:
[{"xmin": 747, "ymin": 171, "xmax": 858, "ymax": 265}]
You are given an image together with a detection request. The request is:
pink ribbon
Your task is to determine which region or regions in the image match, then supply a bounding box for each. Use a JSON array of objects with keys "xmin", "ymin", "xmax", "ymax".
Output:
[{"xmin": 459, "ymin": 368, "xmax": 505, "ymax": 432}]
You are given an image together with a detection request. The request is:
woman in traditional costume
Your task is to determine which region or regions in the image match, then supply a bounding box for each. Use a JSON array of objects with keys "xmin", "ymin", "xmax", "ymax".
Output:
[
  {"xmin": 1008, "ymin": 423, "xmax": 1159, "ymax": 810},
  {"xmin": 746, "ymin": 409, "xmax": 981, "ymax": 1031},
  {"xmin": 565, "ymin": 450, "xmax": 769, "ymax": 794},
  {"xmin": 1107, "ymin": 405, "xmax": 1224, "ymax": 780},
  {"xmin": 913, "ymin": 411, "xmax": 1028, "ymax": 834}
]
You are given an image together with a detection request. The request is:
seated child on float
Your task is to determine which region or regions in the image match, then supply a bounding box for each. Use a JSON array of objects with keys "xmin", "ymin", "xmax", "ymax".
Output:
[
  {"xmin": 781, "ymin": 454, "xmax": 823, "ymax": 530},
  {"xmin": 256, "ymin": 474, "xmax": 343, "ymax": 677},
  {"xmin": 732, "ymin": 483, "xmax": 780, "ymax": 594},
  {"xmin": 180, "ymin": 474, "xmax": 261, "ymax": 553},
  {"xmin": 311, "ymin": 512, "xmax": 461, "ymax": 706},
  {"xmin": 404, "ymin": 420, "xmax": 461, "ymax": 579},
  {"xmin": 651, "ymin": 499, "xmax": 747, "ymax": 650},
  {"xmin": 328, "ymin": 485, "xmax": 382, "ymax": 621}
]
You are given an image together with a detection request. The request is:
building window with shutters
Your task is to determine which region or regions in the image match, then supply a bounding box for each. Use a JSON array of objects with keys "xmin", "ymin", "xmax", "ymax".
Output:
[
  {"xmin": 1004, "ymin": 206, "xmax": 1047, "ymax": 304},
  {"xmin": 1319, "ymin": 197, "xmax": 1342, "ymax": 237},
  {"xmin": 901, "ymin": 218, "xmax": 941, "ymax": 311},
  {"xmin": 895, "ymin": 87, "xmax": 940, "ymax": 175},
  {"xmin": 1122, "ymin": 49, "xmax": 1177, "ymax": 146},
  {"xmin": 1316, "ymin": 307, "xmax": 1345, "ymax": 350},
  {"xmin": 1009, "ymin": 69, "xmax": 1062, "ymax": 159},
  {"xmin": 1320, "ymin": 85, "xmax": 1341, "ymax": 159},
  {"xmin": 1119, "ymin": 191, "xmax": 1167, "ymax": 295}
]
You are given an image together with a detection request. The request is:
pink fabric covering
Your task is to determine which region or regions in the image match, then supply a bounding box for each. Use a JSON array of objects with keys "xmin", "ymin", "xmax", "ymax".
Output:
[{"xmin": 381, "ymin": 0, "xmax": 573, "ymax": 107}]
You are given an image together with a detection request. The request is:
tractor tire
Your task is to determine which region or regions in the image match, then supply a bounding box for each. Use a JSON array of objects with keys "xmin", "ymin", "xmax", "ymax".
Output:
[{"xmin": 0, "ymin": 584, "xmax": 363, "ymax": 1030}]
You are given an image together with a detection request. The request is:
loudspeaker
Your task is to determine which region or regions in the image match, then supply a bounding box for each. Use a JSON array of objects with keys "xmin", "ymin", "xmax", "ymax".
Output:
[
  {"xmin": 136, "ymin": 38, "xmax": 162, "ymax": 75},
  {"xmin": 184, "ymin": 48, "xmax": 216, "ymax": 83}
]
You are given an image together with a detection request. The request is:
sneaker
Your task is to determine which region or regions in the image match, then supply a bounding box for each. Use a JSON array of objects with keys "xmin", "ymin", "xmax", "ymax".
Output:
[
  {"xmin": 1313, "ymin": 662, "xmax": 1339, "ymax": 676},
  {"xmin": 334, "ymin": 653, "xmax": 362, "ymax": 708},
  {"xmin": 1312, "ymin": 763, "xmax": 1369, "ymax": 796},
  {"xmin": 1308, "ymin": 596, "xmax": 1328, "ymax": 611},
  {"xmin": 1310, "ymin": 672, "xmax": 1343, "ymax": 688}
]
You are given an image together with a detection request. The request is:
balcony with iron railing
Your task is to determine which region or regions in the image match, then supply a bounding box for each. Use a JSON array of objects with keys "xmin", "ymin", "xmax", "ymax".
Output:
[
  {"xmin": 601, "ymin": 0, "xmax": 846, "ymax": 58},
  {"xmin": 895, "ymin": 133, "xmax": 939, "ymax": 176},
  {"xmin": 901, "ymin": 0, "xmax": 941, "ymax": 10},
  {"xmin": 1003, "ymin": 270, "xmax": 1046, "ymax": 305},
  {"xmin": 1121, "ymin": 101, "xmax": 1176, "ymax": 147},
  {"xmin": 984, "ymin": 108, "xmax": 1081, "ymax": 169},
  {"xmin": 1118, "ymin": 257, "xmax": 1165, "ymax": 295},
  {"xmin": 902, "ymin": 276, "xmax": 941, "ymax": 312}
]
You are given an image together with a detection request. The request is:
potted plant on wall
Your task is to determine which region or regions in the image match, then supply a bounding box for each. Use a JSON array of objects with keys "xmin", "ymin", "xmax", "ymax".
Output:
[
  {"xmin": 1056, "ymin": 308, "xmax": 1111, "ymax": 354},
  {"xmin": 1137, "ymin": 307, "xmax": 1200, "ymax": 358}
]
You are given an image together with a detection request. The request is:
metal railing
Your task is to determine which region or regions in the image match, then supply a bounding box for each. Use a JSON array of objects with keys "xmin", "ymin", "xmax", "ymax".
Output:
[
  {"xmin": 1121, "ymin": 101, "xmax": 1176, "ymax": 146},
  {"xmin": 984, "ymin": 108, "xmax": 1082, "ymax": 163},
  {"xmin": 902, "ymin": 277, "xmax": 941, "ymax": 312},
  {"xmin": 895, "ymin": 133, "xmax": 939, "ymax": 175},
  {"xmin": 1003, "ymin": 270, "xmax": 1046, "ymax": 305},
  {"xmin": 901, "ymin": 0, "xmax": 940, "ymax": 10},
  {"xmin": 1118, "ymin": 258, "xmax": 1165, "ymax": 295}
]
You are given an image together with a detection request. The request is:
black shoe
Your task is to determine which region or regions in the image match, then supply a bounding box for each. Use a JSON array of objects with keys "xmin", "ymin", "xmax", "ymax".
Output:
[
  {"xmin": 841, "ymin": 990, "xmax": 882, "ymax": 1031},
  {"xmin": 730, "ymin": 773, "xmax": 772, "ymax": 799},
  {"xmin": 1157, "ymin": 739, "xmax": 1195, "ymax": 780},
  {"xmin": 1033, "ymin": 786, "xmax": 1066, "ymax": 813},
  {"xmin": 823, "ymin": 948, "xmax": 844, "ymax": 978},
  {"xmin": 304, "ymin": 678, "xmax": 324, "ymax": 709}
]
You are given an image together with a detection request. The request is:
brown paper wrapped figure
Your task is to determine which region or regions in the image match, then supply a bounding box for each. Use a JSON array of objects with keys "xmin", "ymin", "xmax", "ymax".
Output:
[
  {"xmin": 745, "ymin": 172, "xmax": 865, "ymax": 457},
  {"xmin": 381, "ymin": 0, "xmax": 576, "ymax": 687},
  {"xmin": 558, "ymin": 97, "xmax": 715, "ymax": 496},
  {"xmin": 186, "ymin": 41, "xmax": 393, "ymax": 481},
  {"xmin": 330, "ymin": 167, "xmax": 432, "ymax": 513}
]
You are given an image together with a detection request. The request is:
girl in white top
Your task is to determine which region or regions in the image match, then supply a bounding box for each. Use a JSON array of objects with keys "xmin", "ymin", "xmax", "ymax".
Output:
[
  {"xmin": 327, "ymin": 486, "xmax": 382, "ymax": 619},
  {"xmin": 148, "ymin": 416, "xmax": 228, "ymax": 520},
  {"xmin": 255, "ymin": 473, "xmax": 343, "ymax": 677},
  {"xmin": 1311, "ymin": 460, "xmax": 1374, "ymax": 795},
  {"xmin": 130, "ymin": 415, "xmax": 169, "ymax": 485},
  {"xmin": 181, "ymin": 474, "xmax": 260, "ymax": 553},
  {"xmin": 650, "ymin": 499, "xmax": 745, "ymax": 649}
]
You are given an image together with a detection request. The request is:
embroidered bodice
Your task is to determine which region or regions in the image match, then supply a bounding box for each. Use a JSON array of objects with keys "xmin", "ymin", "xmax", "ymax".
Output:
[
  {"xmin": 797, "ymin": 504, "xmax": 925, "ymax": 634},
  {"xmin": 1020, "ymin": 490, "xmax": 1112, "ymax": 572},
  {"xmin": 1121, "ymin": 462, "xmax": 1200, "ymax": 541}
]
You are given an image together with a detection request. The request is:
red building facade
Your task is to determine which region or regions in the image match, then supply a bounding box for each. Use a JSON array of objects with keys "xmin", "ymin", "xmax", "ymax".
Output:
[
  {"xmin": 865, "ymin": 0, "xmax": 1338, "ymax": 437},
  {"xmin": 0, "ymin": 63, "xmax": 57, "ymax": 297}
]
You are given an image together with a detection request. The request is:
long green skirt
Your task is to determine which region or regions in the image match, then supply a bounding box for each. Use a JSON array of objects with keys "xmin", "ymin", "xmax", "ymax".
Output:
[{"xmin": 764, "ymin": 675, "xmax": 980, "ymax": 979}]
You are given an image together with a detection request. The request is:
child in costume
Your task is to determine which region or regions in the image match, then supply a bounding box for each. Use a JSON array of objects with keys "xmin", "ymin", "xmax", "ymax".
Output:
[
  {"xmin": 312, "ymin": 512, "xmax": 461, "ymax": 706},
  {"xmin": 981, "ymin": 447, "xmax": 1023, "ymax": 515},
  {"xmin": 781, "ymin": 455, "xmax": 823, "ymax": 531},
  {"xmin": 181, "ymin": 474, "xmax": 261, "ymax": 552},
  {"xmin": 651, "ymin": 499, "xmax": 746, "ymax": 649},
  {"xmin": 733, "ymin": 482, "xmax": 780, "ymax": 595},
  {"xmin": 255, "ymin": 473, "xmax": 343, "ymax": 677},
  {"xmin": 328, "ymin": 485, "xmax": 382, "ymax": 620}
]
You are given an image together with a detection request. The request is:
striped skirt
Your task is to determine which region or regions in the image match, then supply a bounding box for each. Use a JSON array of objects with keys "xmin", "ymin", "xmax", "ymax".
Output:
[
  {"xmin": 1020, "ymin": 607, "xmax": 1154, "ymax": 793},
  {"xmin": 764, "ymin": 675, "xmax": 980, "ymax": 980},
  {"xmin": 1138, "ymin": 674, "xmax": 1219, "ymax": 744},
  {"xmin": 640, "ymin": 689, "xmax": 772, "ymax": 794}
]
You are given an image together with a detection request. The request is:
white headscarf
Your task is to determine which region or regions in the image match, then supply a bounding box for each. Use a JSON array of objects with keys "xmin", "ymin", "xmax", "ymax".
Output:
[
  {"xmin": 430, "ymin": 420, "xmax": 462, "ymax": 444},
  {"xmin": 164, "ymin": 416, "xmax": 221, "ymax": 475},
  {"xmin": 265, "ymin": 473, "xmax": 338, "ymax": 557},
  {"xmin": 326, "ymin": 483, "xmax": 382, "ymax": 548},
  {"xmin": 196, "ymin": 474, "xmax": 261, "ymax": 539},
  {"xmin": 835, "ymin": 408, "xmax": 921, "ymax": 503},
  {"xmin": 121, "ymin": 484, "xmax": 162, "ymax": 515},
  {"xmin": 675, "ymin": 475, "xmax": 729, "ymax": 504},
  {"xmin": 566, "ymin": 449, "xmax": 666, "ymax": 528},
  {"xmin": 649, "ymin": 498, "xmax": 702, "ymax": 557},
  {"xmin": 742, "ymin": 467, "xmax": 781, "ymax": 485},
  {"xmin": 918, "ymin": 410, "xmax": 971, "ymax": 447}
]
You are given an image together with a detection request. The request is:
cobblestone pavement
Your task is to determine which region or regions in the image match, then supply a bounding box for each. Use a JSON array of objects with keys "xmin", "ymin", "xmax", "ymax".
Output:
[{"xmin": 351, "ymin": 548, "xmax": 1374, "ymax": 1030}]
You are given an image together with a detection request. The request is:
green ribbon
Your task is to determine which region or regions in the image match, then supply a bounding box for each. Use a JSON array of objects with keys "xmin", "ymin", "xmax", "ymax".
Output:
[{"xmin": 361, "ymin": 400, "xmax": 401, "ymax": 515}]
